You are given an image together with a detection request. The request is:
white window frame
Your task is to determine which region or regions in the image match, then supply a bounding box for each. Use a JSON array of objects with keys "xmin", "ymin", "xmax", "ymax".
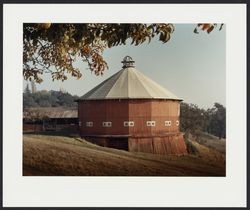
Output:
[
  {"xmin": 86, "ymin": 121, "xmax": 93, "ymax": 127},
  {"xmin": 129, "ymin": 121, "xmax": 134, "ymax": 127},
  {"xmin": 147, "ymin": 121, "xmax": 156, "ymax": 127},
  {"xmin": 176, "ymin": 120, "xmax": 179, "ymax": 126},
  {"xmin": 102, "ymin": 121, "xmax": 112, "ymax": 127},
  {"xmin": 124, "ymin": 121, "xmax": 129, "ymax": 127},
  {"xmin": 123, "ymin": 121, "xmax": 134, "ymax": 127},
  {"xmin": 165, "ymin": 120, "xmax": 172, "ymax": 126}
]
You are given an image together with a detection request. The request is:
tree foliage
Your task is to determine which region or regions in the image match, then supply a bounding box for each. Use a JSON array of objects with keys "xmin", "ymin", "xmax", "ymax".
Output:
[
  {"xmin": 24, "ymin": 83, "xmax": 31, "ymax": 94},
  {"xmin": 206, "ymin": 103, "xmax": 226, "ymax": 139},
  {"xmin": 23, "ymin": 23, "xmax": 175, "ymax": 83},
  {"xmin": 194, "ymin": 23, "xmax": 224, "ymax": 34},
  {"xmin": 180, "ymin": 102, "xmax": 226, "ymax": 139},
  {"xmin": 180, "ymin": 103, "xmax": 205, "ymax": 138},
  {"xmin": 23, "ymin": 23, "xmax": 223, "ymax": 83},
  {"xmin": 23, "ymin": 90, "xmax": 79, "ymax": 108}
]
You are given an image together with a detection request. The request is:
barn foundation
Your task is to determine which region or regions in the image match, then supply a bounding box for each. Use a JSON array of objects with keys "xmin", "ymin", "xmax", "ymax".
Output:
[
  {"xmin": 128, "ymin": 133, "xmax": 187, "ymax": 155},
  {"xmin": 82, "ymin": 132, "xmax": 187, "ymax": 155}
]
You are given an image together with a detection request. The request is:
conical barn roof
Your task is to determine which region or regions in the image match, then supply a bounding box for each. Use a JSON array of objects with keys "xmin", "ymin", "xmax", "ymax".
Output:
[{"xmin": 80, "ymin": 57, "xmax": 181, "ymax": 100}]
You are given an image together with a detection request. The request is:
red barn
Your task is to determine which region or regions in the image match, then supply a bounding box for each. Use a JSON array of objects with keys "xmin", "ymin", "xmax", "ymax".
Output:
[{"xmin": 77, "ymin": 56, "xmax": 187, "ymax": 155}]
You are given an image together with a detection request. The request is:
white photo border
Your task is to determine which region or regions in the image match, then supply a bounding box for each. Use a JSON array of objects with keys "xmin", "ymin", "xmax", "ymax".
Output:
[{"xmin": 3, "ymin": 4, "xmax": 246, "ymax": 207}]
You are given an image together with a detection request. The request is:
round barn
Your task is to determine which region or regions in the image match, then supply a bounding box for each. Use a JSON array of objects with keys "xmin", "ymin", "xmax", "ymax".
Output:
[{"xmin": 77, "ymin": 56, "xmax": 187, "ymax": 155}]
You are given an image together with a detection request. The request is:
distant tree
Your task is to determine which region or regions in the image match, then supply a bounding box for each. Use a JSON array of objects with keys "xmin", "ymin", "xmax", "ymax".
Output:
[
  {"xmin": 24, "ymin": 83, "xmax": 31, "ymax": 94},
  {"xmin": 23, "ymin": 94, "xmax": 37, "ymax": 107},
  {"xmin": 207, "ymin": 103, "xmax": 226, "ymax": 139},
  {"xmin": 50, "ymin": 91, "xmax": 60, "ymax": 107},
  {"xmin": 180, "ymin": 102, "xmax": 205, "ymax": 140},
  {"xmin": 57, "ymin": 92, "xmax": 76, "ymax": 107},
  {"xmin": 180, "ymin": 102, "xmax": 226, "ymax": 140},
  {"xmin": 31, "ymin": 80, "xmax": 37, "ymax": 93},
  {"xmin": 23, "ymin": 23, "xmax": 223, "ymax": 83},
  {"xmin": 23, "ymin": 90, "xmax": 79, "ymax": 108}
]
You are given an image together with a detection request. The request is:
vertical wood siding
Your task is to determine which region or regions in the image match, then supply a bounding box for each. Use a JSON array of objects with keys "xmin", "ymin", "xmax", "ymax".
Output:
[
  {"xmin": 128, "ymin": 133, "xmax": 187, "ymax": 155},
  {"xmin": 78, "ymin": 99, "xmax": 186, "ymax": 155},
  {"xmin": 78, "ymin": 99, "xmax": 181, "ymax": 136}
]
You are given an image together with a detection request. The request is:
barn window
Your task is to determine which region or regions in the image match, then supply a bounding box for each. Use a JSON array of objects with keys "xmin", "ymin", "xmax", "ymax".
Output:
[
  {"xmin": 147, "ymin": 121, "xmax": 155, "ymax": 127},
  {"xmin": 86, "ymin": 121, "xmax": 93, "ymax": 127},
  {"xmin": 165, "ymin": 121, "xmax": 172, "ymax": 126},
  {"xmin": 102, "ymin": 121, "xmax": 112, "ymax": 127},
  {"xmin": 79, "ymin": 121, "xmax": 82, "ymax": 126},
  {"xmin": 129, "ymin": 121, "xmax": 134, "ymax": 126},
  {"xmin": 176, "ymin": 120, "xmax": 179, "ymax": 126},
  {"xmin": 124, "ymin": 121, "xmax": 134, "ymax": 127}
]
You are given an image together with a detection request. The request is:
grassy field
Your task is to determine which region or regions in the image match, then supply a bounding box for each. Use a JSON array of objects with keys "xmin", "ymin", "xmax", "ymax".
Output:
[
  {"xmin": 195, "ymin": 132, "xmax": 226, "ymax": 153},
  {"xmin": 23, "ymin": 134, "xmax": 225, "ymax": 176}
]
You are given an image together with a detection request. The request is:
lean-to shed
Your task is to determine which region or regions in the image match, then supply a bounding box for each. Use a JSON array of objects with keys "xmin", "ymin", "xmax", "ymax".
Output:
[
  {"xmin": 77, "ymin": 56, "xmax": 187, "ymax": 154},
  {"xmin": 23, "ymin": 107, "xmax": 78, "ymax": 133}
]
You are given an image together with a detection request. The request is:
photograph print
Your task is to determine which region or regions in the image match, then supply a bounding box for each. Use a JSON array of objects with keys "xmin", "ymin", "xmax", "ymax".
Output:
[{"xmin": 23, "ymin": 23, "xmax": 226, "ymax": 176}]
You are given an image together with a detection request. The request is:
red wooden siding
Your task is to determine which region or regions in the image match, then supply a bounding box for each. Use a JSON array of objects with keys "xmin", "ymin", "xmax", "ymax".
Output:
[
  {"xmin": 78, "ymin": 99, "xmax": 186, "ymax": 155},
  {"xmin": 128, "ymin": 133, "xmax": 187, "ymax": 155},
  {"xmin": 78, "ymin": 99, "xmax": 181, "ymax": 137},
  {"xmin": 78, "ymin": 100, "xmax": 129, "ymax": 135},
  {"xmin": 23, "ymin": 124, "xmax": 43, "ymax": 132}
]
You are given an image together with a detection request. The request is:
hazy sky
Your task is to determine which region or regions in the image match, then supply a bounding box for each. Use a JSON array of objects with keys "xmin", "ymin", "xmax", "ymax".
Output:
[{"xmin": 24, "ymin": 24, "xmax": 225, "ymax": 109}]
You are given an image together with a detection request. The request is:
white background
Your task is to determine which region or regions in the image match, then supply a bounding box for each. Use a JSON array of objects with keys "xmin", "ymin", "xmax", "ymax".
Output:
[{"xmin": 3, "ymin": 4, "xmax": 246, "ymax": 207}]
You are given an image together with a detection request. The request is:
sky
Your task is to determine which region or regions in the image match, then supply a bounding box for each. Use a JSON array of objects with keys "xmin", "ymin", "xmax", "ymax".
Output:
[{"xmin": 24, "ymin": 24, "xmax": 225, "ymax": 109}]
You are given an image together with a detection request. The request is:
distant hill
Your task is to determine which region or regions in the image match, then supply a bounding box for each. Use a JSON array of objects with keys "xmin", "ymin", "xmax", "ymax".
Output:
[{"xmin": 23, "ymin": 90, "xmax": 80, "ymax": 108}]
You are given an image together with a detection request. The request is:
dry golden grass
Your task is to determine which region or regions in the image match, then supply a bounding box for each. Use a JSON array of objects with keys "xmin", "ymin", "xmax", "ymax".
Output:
[
  {"xmin": 196, "ymin": 132, "xmax": 226, "ymax": 154},
  {"xmin": 23, "ymin": 134, "xmax": 225, "ymax": 176}
]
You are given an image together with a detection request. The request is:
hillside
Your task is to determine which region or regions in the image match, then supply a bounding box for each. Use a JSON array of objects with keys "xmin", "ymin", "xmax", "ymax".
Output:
[
  {"xmin": 196, "ymin": 132, "xmax": 226, "ymax": 153},
  {"xmin": 23, "ymin": 134, "xmax": 225, "ymax": 176}
]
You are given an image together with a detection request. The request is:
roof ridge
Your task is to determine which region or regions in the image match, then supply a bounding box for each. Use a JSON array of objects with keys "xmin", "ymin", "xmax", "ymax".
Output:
[
  {"xmin": 106, "ymin": 68, "xmax": 128, "ymax": 98},
  {"xmin": 81, "ymin": 69, "xmax": 125, "ymax": 99},
  {"xmin": 133, "ymin": 69, "xmax": 180, "ymax": 99},
  {"xmin": 130, "ymin": 68, "xmax": 151, "ymax": 98},
  {"xmin": 79, "ymin": 66, "xmax": 181, "ymax": 100}
]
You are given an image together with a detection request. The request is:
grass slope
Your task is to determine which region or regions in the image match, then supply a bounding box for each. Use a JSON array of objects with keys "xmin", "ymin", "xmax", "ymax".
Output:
[
  {"xmin": 196, "ymin": 132, "xmax": 226, "ymax": 153},
  {"xmin": 23, "ymin": 134, "xmax": 225, "ymax": 176}
]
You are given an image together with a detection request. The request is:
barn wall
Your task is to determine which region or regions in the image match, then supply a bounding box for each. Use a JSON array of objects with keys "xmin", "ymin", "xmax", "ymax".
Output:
[
  {"xmin": 128, "ymin": 133, "xmax": 187, "ymax": 155},
  {"xmin": 128, "ymin": 99, "xmax": 180, "ymax": 135},
  {"xmin": 78, "ymin": 100, "xmax": 129, "ymax": 136},
  {"xmin": 150, "ymin": 100, "xmax": 180, "ymax": 133},
  {"xmin": 78, "ymin": 99, "xmax": 181, "ymax": 137},
  {"xmin": 23, "ymin": 124, "xmax": 43, "ymax": 132},
  {"xmin": 128, "ymin": 100, "xmax": 152, "ymax": 135}
]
